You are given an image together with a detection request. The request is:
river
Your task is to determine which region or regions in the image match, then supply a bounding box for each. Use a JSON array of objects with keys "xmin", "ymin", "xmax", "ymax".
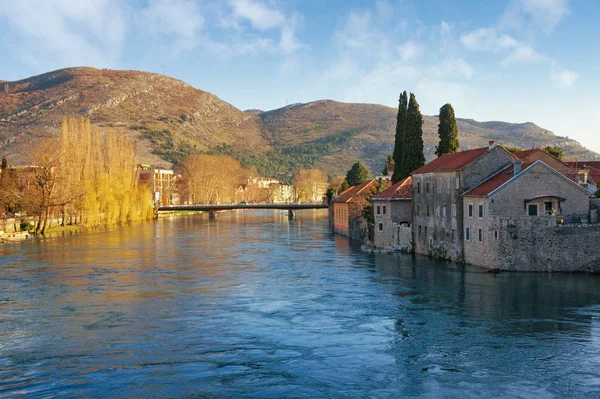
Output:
[{"xmin": 1, "ymin": 210, "xmax": 600, "ymax": 398}]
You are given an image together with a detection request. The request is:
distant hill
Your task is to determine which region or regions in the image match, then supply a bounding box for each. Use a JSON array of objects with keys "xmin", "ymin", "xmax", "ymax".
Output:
[{"xmin": 1, "ymin": 67, "xmax": 597, "ymax": 180}]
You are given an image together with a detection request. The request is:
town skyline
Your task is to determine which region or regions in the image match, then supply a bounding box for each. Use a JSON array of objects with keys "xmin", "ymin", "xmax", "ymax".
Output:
[{"xmin": 0, "ymin": 0, "xmax": 599, "ymax": 152}]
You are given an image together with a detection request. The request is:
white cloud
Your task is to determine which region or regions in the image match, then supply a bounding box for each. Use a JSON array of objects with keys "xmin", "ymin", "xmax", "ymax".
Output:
[
  {"xmin": 398, "ymin": 41, "xmax": 422, "ymax": 62},
  {"xmin": 141, "ymin": 0, "xmax": 204, "ymax": 54},
  {"xmin": 502, "ymin": 0, "xmax": 571, "ymax": 34},
  {"xmin": 230, "ymin": 0, "xmax": 285, "ymax": 30},
  {"xmin": 0, "ymin": 0, "xmax": 127, "ymax": 68},
  {"xmin": 552, "ymin": 68, "xmax": 578, "ymax": 88},
  {"xmin": 502, "ymin": 45, "xmax": 546, "ymax": 66},
  {"xmin": 431, "ymin": 58, "xmax": 474, "ymax": 79},
  {"xmin": 460, "ymin": 28, "xmax": 518, "ymax": 52}
]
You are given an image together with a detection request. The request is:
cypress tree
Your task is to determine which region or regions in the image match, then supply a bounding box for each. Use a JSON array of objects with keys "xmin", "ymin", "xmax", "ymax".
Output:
[
  {"xmin": 435, "ymin": 103, "xmax": 459, "ymax": 157},
  {"xmin": 402, "ymin": 93, "xmax": 425, "ymax": 176},
  {"xmin": 391, "ymin": 91, "xmax": 408, "ymax": 183}
]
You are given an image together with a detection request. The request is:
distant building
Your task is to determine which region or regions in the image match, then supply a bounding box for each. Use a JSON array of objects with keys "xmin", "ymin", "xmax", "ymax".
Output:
[
  {"xmin": 138, "ymin": 165, "xmax": 178, "ymax": 205},
  {"xmin": 372, "ymin": 176, "xmax": 412, "ymax": 249},
  {"xmin": 332, "ymin": 179, "xmax": 381, "ymax": 238}
]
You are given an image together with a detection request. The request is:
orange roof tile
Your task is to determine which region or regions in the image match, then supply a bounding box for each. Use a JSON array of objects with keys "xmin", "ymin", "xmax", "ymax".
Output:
[
  {"xmin": 332, "ymin": 179, "xmax": 377, "ymax": 203},
  {"xmin": 372, "ymin": 177, "xmax": 412, "ymax": 200},
  {"xmin": 411, "ymin": 147, "xmax": 491, "ymax": 175}
]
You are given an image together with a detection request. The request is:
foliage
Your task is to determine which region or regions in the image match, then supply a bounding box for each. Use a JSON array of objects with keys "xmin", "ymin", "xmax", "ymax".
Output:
[
  {"xmin": 505, "ymin": 146, "xmax": 522, "ymax": 153},
  {"xmin": 340, "ymin": 180, "xmax": 350, "ymax": 192},
  {"xmin": 595, "ymin": 188, "xmax": 600, "ymax": 198},
  {"xmin": 381, "ymin": 154, "xmax": 394, "ymax": 176},
  {"xmin": 543, "ymin": 146, "xmax": 564, "ymax": 160},
  {"xmin": 179, "ymin": 154, "xmax": 246, "ymax": 204},
  {"xmin": 208, "ymin": 130, "xmax": 359, "ymax": 181},
  {"xmin": 20, "ymin": 221, "xmax": 34, "ymax": 231},
  {"xmin": 435, "ymin": 103, "xmax": 459, "ymax": 157},
  {"xmin": 326, "ymin": 188, "xmax": 336, "ymax": 203},
  {"xmin": 1, "ymin": 158, "xmax": 7, "ymax": 170},
  {"xmin": 143, "ymin": 129, "xmax": 194, "ymax": 164},
  {"xmin": 294, "ymin": 169, "xmax": 327, "ymax": 202},
  {"xmin": 392, "ymin": 91, "xmax": 408, "ymax": 183},
  {"xmin": 401, "ymin": 93, "xmax": 425, "ymax": 179},
  {"xmin": 346, "ymin": 161, "xmax": 370, "ymax": 186}
]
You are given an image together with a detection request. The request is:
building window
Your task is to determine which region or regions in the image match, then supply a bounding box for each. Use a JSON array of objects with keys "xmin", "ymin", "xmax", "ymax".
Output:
[
  {"xmin": 544, "ymin": 201, "xmax": 553, "ymax": 214},
  {"xmin": 443, "ymin": 206, "xmax": 447, "ymax": 218},
  {"xmin": 528, "ymin": 204, "xmax": 538, "ymax": 216},
  {"xmin": 455, "ymin": 177, "xmax": 460, "ymax": 189},
  {"xmin": 478, "ymin": 204, "xmax": 484, "ymax": 218},
  {"xmin": 424, "ymin": 226, "xmax": 428, "ymax": 236},
  {"xmin": 417, "ymin": 181, "xmax": 421, "ymax": 193},
  {"xmin": 427, "ymin": 206, "xmax": 430, "ymax": 216},
  {"xmin": 418, "ymin": 225, "xmax": 422, "ymax": 236},
  {"xmin": 383, "ymin": 205, "xmax": 387, "ymax": 215},
  {"xmin": 437, "ymin": 178, "xmax": 442, "ymax": 193},
  {"xmin": 465, "ymin": 227, "xmax": 470, "ymax": 241},
  {"xmin": 452, "ymin": 204, "xmax": 456, "ymax": 218},
  {"xmin": 426, "ymin": 181, "xmax": 430, "ymax": 193},
  {"xmin": 377, "ymin": 205, "xmax": 381, "ymax": 215},
  {"xmin": 446, "ymin": 178, "xmax": 451, "ymax": 191},
  {"xmin": 468, "ymin": 204, "xmax": 473, "ymax": 218},
  {"xmin": 437, "ymin": 206, "xmax": 441, "ymax": 218},
  {"xmin": 452, "ymin": 229, "xmax": 455, "ymax": 240},
  {"xmin": 478, "ymin": 228, "xmax": 483, "ymax": 242},
  {"xmin": 378, "ymin": 223, "xmax": 383, "ymax": 232},
  {"xmin": 494, "ymin": 230, "xmax": 498, "ymax": 240}
]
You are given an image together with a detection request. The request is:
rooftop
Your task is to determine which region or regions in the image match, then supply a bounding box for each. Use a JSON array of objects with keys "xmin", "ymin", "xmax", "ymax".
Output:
[
  {"xmin": 372, "ymin": 177, "xmax": 412, "ymax": 200},
  {"xmin": 411, "ymin": 146, "xmax": 491, "ymax": 175},
  {"xmin": 332, "ymin": 179, "xmax": 377, "ymax": 203}
]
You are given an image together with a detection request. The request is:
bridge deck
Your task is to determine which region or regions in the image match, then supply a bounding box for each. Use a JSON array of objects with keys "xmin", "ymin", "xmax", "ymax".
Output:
[{"xmin": 158, "ymin": 203, "xmax": 329, "ymax": 212}]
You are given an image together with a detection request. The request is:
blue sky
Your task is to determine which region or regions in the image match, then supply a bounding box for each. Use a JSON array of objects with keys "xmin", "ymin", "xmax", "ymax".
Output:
[{"xmin": 1, "ymin": 0, "xmax": 599, "ymax": 152}]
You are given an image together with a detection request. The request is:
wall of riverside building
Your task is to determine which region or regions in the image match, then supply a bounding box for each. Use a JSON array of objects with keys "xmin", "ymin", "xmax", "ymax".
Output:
[
  {"xmin": 464, "ymin": 216, "xmax": 600, "ymax": 272},
  {"xmin": 462, "ymin": 146, "xmax": 515, "ymax": 191},
  {"xmin": 373, "ymin": 200, "xmax": 412, "ymax": 249}
]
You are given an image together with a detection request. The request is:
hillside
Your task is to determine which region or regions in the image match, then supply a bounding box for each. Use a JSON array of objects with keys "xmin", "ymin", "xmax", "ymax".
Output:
[{"xmin": 0, "ymin": 67, "xmax": 597, "ymax": 180}]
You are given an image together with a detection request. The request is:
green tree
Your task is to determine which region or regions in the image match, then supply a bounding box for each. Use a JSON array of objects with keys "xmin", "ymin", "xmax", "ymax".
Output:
[
  {"xmin": 595, "ymin": 188, "xmax": 600, "ymax": 198},
  {"xmin": 435, "ymin": 103, "xmax": 459, "ymax": 157},
  {"xmin": 400, "ymin": 93, "xmax": 425, "ymax": 178},
  {"xmin": 1, "ymin": 158, "xmax": 7, "ymax": 170},
  {"xmin": 346, "ymin": 161, "xmax": 370, "ymax": 186},
  {"xmin": 392, "ymin": 91, "xmax": 408, "ymax": 183},
  {"xmin": 543, "ymin": 146, "xmax": 564, "ymax": 160},
  {"xmin": 381, "ymin": 154, "xmax": 394, "ymax": 176}
]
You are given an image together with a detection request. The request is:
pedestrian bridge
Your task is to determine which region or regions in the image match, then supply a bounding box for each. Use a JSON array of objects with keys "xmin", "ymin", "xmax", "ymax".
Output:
[{"xmin": 157, "ymin": 203, "xmax": 328, "ymax": 219}]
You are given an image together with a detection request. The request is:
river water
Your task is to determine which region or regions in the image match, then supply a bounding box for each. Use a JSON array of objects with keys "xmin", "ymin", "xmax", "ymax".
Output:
[{"xmin": 1, "ymin": 210, "xmax": 600, "ymax": 398}]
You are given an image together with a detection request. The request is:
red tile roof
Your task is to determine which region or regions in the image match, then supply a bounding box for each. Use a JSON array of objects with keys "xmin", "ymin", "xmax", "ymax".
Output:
[
  {"xmin": 332, "ymin": 179, "xmax": 377, "ymax": 203},
  {"xmin": 565, "ymin": 161, "xmax": 600, "ymax": 170},
  {"xmin": 464, "ymin": 162, "xmax": 533, "ymax": 196},
  {"xmin": 411, "ymin": 147, "xmax": 491, "ymax": 175},
  {"xmin": 372, "ymin": 177, "xmax": 412, "ymax": 200}
]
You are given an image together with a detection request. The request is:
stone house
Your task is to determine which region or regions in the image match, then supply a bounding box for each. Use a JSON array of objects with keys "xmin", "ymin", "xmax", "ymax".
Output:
[
  {"xmin": 332, "ymin": 179, "xmax": 383, "ymax": 238},
  {"xmin": 372, "ymin": 177, "xmax": 412, "ymax": 249},
  {"xmin": 462, "ymin": 160, "xmax": 594, "ymax": 271},
  {"xmin": 410, "ymin": 142, "xmax": 516, "ymax": 261}
]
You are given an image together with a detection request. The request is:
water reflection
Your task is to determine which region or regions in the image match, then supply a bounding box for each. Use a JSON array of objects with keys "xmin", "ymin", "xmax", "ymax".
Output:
[{"xmin": 1, "ymin": 210, "xmax": 600, "ymax": 398}]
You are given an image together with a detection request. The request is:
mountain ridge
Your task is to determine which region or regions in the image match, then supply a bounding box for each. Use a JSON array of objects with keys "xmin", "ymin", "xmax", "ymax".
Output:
[{"xmin": 0, "ymin": 67, "xmax": 597, "ymax": 180}]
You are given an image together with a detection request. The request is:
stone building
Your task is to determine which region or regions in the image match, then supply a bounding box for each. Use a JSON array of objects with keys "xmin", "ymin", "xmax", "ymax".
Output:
[
  {"xmin": 372, "ymin": 177, "xmax": 412, "ymax": 249},
  {"xmin": 411, "ymin": 142, "xmax": 516, "ymax": 261},
  {"xmin": 332, "ymin": 179, "xmax": 385, "ymax": 239},
  {"xmin": 138, "ymin": 165, "xmax": 178, "ymax": 205},
  {"xmin": 462, "ymin": 160, "xmax": 595, "ymax": 271}
]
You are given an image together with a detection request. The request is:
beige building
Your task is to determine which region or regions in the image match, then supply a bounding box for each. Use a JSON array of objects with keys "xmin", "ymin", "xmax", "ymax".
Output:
[
  {"xmin": 372, "ymin": 177, "xmax": 412, "ymax": 249},
  {"xmin": 138, "ymin": 165, "xmax": 178, "ymax": 205}
]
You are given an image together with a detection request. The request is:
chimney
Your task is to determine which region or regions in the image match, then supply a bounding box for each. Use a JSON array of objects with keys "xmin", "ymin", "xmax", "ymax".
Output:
[
  {"xmin": 579, "ymin": 169, "xmax": 589, "ymax": 188},
  {"xmin": 488, "ymin": 140, "xmax": 495, "ymax": 149},
  {"xmin": 513, "ymin": 159, "xmax": 522, "ymax": 176}
]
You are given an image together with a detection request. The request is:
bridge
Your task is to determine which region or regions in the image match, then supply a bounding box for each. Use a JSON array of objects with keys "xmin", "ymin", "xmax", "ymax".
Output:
[{"xmin": 157, "ymin": 203, "xmax": 329, "ymax": 219}]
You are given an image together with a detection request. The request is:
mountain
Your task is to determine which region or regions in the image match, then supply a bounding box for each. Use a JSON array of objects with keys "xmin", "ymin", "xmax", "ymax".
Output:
[{"xmin": 1, "ymin": 67, "xmax": 597, "ymax": 180}]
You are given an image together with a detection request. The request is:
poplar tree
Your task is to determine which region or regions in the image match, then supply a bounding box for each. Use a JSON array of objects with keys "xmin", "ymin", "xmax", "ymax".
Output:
[
  {"xmin": 402, "ymin": 93, "xmax": 425, "ymax": 176},
  {"xmin": 435, "ymin": 103, "xmax": 459, "ymax": 157},
  {"xmin": 392, "ymin": 91, "xmax": 408, "ymax": 183}
]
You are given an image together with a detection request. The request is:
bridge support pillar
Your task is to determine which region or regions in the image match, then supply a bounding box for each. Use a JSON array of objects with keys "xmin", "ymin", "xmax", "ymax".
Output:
[
  {"xmin": 209, "ymin": 210, "xmax": 217, "ymax": 220},
  {"xmin": 288, "ymin": 209, "xmax": 294, "ymax": 220}
]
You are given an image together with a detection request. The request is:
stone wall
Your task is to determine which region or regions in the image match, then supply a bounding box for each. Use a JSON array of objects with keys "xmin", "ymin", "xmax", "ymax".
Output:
[
  {"xmin": 462, "ymin": 146, "xmax": 515, "ymax": 191},
  {"xmin": 412, "ymin": 171, "xmax": 463, "ymax": 261},
  {"xmin": 349, "ymin": 217, "xmax": 369, "ymax": 244},
  {"xmin": 373, "ymin": 199, "xmax": 411, "ymax": 248},
  {"xmin": 465, "ymin": 216, "xmax": 600, "ymax": 272}
]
